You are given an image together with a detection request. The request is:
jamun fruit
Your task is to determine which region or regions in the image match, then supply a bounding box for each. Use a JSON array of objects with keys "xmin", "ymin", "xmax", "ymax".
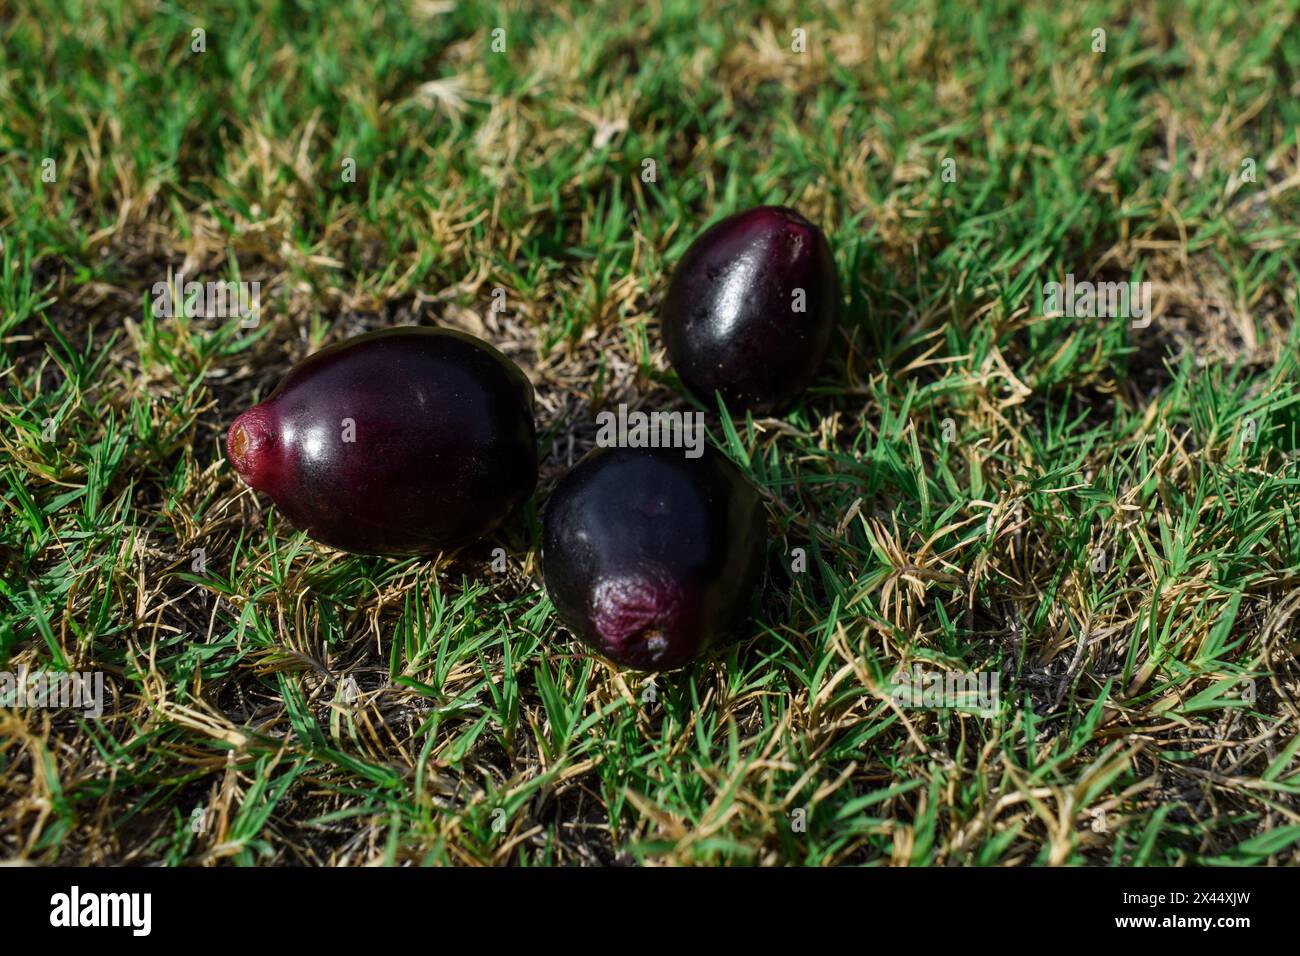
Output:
[
  {"xmin": 661, "ymin": 205, "xmax": 840, "ymax": 414},
  {"xmin": 227, "ymin": 327, "xmax": 537, "ymax": 555},
  {"xmin": 541, "ymin": 445, "xmax": 765, "ymax": 671}
]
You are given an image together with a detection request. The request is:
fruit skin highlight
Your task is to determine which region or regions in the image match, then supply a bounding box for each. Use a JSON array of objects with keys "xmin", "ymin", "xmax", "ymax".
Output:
[
  {"xmin": 661, "ymin": 205, "xmax": 840, "ymax": 414},
  {"xmin": 227, "ymin": 327, "xmax": 537, "ymax": 555},
  {"xmin": 541, "ymin": 445, "xmax": 765, "ymax": 671}
]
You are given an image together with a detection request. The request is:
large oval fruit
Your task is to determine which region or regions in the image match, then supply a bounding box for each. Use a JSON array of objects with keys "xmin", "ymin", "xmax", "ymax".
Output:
[
  {"xmin": 541, "ymin": 445, "xmax": 765, "ymax": 671},
  {"xmin": 227, "ymin": 327, "xmax": 537, "ymax": 554},
  {"xmin": 661, "ymin": 205, "xmax": 840, "ymax": 413}
]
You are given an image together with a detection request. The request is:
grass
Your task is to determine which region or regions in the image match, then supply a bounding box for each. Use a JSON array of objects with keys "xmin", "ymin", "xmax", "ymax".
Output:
[{"xmin": 1, "ymin": 0, "xmax": 1299, "ymax": 866}]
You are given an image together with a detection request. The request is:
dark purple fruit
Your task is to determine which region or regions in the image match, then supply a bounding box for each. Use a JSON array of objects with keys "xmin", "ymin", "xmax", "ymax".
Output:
[
  {"xmin": 227, "ymin": 327, "xmax": 536, "ymax": 555},
  {"xmin": 541, "ymin": 445, "xmax": 765, "ymax": 671},
  {"xmin": 662, "ymin": 205, "xmax": 840, "ymax": 413}
]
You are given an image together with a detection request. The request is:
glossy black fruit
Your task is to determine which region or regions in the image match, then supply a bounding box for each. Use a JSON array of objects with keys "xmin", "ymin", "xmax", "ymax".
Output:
[
  {"xmin": 541, "ymin": 445, "xmax": 765, "ymax": 671},
  {"xmin": 662, "ymin": 205, "xmax": 840, "ymax": 413},
  {"xmin": 227, "ymin": 327, "xmax": 537, "ymax": 554}
]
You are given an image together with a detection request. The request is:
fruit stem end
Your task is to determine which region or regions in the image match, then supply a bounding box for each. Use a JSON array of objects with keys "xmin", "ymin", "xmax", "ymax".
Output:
[{"xmin": 227, "ymin": 407, "xmax": 274, "ymax": 489}]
